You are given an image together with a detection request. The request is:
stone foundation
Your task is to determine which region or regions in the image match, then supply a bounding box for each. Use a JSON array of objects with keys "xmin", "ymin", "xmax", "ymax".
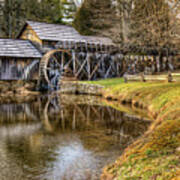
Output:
[{"xmin": 59, "ymin": 81, "xmax": 104, "ymax": 96}]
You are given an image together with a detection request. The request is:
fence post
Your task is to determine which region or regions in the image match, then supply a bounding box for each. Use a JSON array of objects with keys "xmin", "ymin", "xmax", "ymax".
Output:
[
  {"xmin": 167, "ymin": 71, "xmax": 173, "ymax": 82},
  {"xmin": 141, "ymin": 72, "xmax": 146, "ymax": 82},
  {"xmin": 124, "ymin": 75, "xmax": 128, "ymax": 83}
]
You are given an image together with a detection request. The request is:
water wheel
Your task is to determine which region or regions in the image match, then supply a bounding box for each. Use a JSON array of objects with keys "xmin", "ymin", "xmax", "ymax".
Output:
[{"xmin": 37, "ymin": 49, "xmax": 71, "ymax": 91}]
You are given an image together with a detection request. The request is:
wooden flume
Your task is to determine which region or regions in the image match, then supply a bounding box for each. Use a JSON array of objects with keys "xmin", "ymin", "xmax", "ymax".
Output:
[{"xmin": 36, "ymin": 39, "xmax": 178, "ymax": 90}]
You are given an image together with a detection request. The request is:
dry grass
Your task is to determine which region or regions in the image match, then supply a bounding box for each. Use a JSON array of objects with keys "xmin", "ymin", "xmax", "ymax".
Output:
[{"xmin": 84, "ymin": 79, "xmax": 180, "ymax": 180}]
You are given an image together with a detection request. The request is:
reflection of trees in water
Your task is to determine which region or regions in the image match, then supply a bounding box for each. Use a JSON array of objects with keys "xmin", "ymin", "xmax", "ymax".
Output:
[
  {"xmin": 37, "ymin": 95, "xmax": 151, "ymax": 151},
  {"xmin": 0, "ymin": 103, "xmax": 39, "ymax": 124},
  {"xmin": 0, "ymin": 95, "xmax": 151, "ymax": 141},
  {"xmin": 47, "ymin": 102, "xmax": 150, "ymax": 135},
  {"xmin": 57, "ymin": 103, "xmax": 151, "ymax": 150},
  {"xmin": 0, "ymin": 95, "xmax": 151, "ymax": 180}
]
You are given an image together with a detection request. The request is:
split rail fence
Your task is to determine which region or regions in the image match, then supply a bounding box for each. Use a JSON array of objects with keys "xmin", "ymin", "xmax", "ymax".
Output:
[{"xmin": 124, "ymin": 72, "xmax": 180, "ymax": 83}]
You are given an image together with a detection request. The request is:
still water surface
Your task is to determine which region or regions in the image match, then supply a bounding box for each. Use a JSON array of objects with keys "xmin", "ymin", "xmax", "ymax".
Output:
[{"xmin": 0, "ymin": 94, "xmax": 151, "ymax": 180}]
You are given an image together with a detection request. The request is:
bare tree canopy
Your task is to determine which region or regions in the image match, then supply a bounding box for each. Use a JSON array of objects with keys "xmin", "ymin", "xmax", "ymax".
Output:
[{"xmin": 74, "ymin": 0, "xmax": 180, "ymax": 53}]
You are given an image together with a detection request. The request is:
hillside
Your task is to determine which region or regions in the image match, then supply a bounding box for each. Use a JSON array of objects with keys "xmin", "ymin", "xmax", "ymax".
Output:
[
  {"xmin": 74, "ymin": 0, "xmax": 180, "ymax": 48},
  {"xmin": 74, "ymin": 0, "xmax": 122, "ymax": 43}
]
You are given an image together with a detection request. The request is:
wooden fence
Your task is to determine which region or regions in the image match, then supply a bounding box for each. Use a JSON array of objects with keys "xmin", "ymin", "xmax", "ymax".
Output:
[{"xmin": 124, "ymin": 72, "xmax": 180, "ymax": 83}]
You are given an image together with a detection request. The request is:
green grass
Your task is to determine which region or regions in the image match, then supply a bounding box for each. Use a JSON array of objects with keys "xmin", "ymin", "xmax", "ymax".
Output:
[
  {"xmin": 85, "ymin": 78, "xmax": 180, "ymax": 111},
  {"xmin": 82, "ymin": 78, "xmax": 124, "ymax": 87},
  {"xmin": 83, "ymin": 78, "xmax": 180, "ymax": 180}
]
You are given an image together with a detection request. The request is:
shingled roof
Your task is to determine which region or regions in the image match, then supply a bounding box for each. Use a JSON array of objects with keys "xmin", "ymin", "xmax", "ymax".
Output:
[
  {"xmin": 18, "ymin": 21, "xmax": 114, "ymax": 45},
  {"xmin": 0, "ymin": 39, "xmax": 42, "ymax": 58},
  {"xmin": 22, "ymin": 21, "xmax": 81, "ymax": 42}
]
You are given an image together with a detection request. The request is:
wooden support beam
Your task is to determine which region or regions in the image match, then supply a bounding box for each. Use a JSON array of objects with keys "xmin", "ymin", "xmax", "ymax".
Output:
[
  {"xmin": 89, "ymin": 56, "xmax": 104, "ymax": 80},
  {"xmin": 64, "ymin": 57, "xmax": 72, "ymax": 69},
  {"xmin": 75, "ymin": 56, "xmax": 88, "ymax": 78},
  {"xmin": 61, "ymin": 52, "xmax": 64, "ymax": 70},
  {"xmin": 52, "ymin": 55, "xmax": 61, "ymax": 68},
  {"xmin": 87, "ymin": 54, "xmax": 91, "ymax": 80},
  {"xmin": 105, "ymin": 62, "xmax": 113, "ymax": 78},
  {"xmin": 72, "ymin": 51, "xmax": 76, "ymax": 74}
]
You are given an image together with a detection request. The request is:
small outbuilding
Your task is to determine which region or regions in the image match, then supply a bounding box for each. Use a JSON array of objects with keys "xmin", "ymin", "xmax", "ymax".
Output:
[{"xmin": 0, "ymin": 39, "xmax": 42, "ymax": 80}]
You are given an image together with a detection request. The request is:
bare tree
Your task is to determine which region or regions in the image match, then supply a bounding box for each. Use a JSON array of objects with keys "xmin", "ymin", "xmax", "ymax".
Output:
[{"xmin": 129, "ymin": 0, "xmax": 180, "ymax": 54}]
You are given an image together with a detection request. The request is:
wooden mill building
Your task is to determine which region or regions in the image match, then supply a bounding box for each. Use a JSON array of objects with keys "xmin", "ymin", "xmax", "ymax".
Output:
[
  {"xmin": 17, "ymin": 21, "xmax": 80, "ymax": 52},
  {"xmin": 0, "ymin": 39, "xmax": 42, "ymax": 80},
  {"xmin": 0, "ymin": 21, "xmax": 115, "ymax": 81},
  {"xmin": 17, "ymin": 21, "xmax": 115, "ymax": 53}
]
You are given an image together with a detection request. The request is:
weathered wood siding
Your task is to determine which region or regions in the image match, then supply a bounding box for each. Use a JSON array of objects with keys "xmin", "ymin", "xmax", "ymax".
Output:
[
  {"xmin": 20, "ymin": 25, "xmax": 42, "ymax": 45},
  {"xmin": 0, "ymin": 58, "xmax": 39, "ymax": 80}
]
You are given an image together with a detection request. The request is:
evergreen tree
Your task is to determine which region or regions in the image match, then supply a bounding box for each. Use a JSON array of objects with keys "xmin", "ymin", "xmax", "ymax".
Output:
[
  {"xmin": 1, "ymin": 0, "xmax": 25, "ymax": 37},
  {"xmin": 0, "ymin": 0, "xmax": 63, "ymax": 38},
  {"xmin": 39, "ymin": 0, "xmax": 63, "ymax": 23},
  {"xmin": 73, "ymin": 0, "xmax": 93, "ymax": 34},
  {"xmin": 74, "ymin": 0, "xmax": 115, "ymax": 35}
]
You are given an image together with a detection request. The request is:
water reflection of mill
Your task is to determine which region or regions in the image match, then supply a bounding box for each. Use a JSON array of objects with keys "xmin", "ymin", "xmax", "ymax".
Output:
[
  {"xmin": 0, "ymin": 95, "xmax": 151, "ymax": 180},
  {"xmin": 0, "ymin": 95, "xmax": 150, "ymax": 141}
]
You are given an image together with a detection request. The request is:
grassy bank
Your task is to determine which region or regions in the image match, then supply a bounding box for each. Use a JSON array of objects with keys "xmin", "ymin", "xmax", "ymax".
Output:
[{"xmin": 85, "ymin": 78, "xmax": 180, "ymax": 180}]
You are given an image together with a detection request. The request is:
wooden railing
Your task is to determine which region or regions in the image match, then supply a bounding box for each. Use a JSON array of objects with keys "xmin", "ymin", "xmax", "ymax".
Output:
[{"xmin": 124, "ymin": 72, "xmax": 180, "ymax": 83}]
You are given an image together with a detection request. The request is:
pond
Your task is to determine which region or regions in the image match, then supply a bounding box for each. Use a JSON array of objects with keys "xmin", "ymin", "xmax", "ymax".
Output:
[{"xmin": 0, "ymin": 94, "xmax": 151, "ymax": 180}]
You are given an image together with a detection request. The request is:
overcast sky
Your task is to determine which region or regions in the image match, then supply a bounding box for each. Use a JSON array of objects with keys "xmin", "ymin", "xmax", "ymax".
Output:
[{"xmin": 73, "ymin": 0, "xmax": 84, "ymax": 7}]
